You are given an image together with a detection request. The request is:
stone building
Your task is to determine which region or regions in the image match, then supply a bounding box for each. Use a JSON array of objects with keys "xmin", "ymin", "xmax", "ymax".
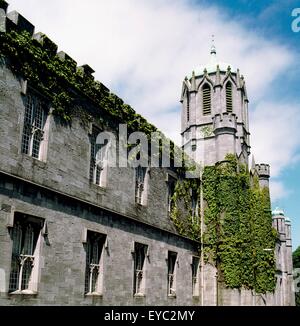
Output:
[{"xmin": 0, "ymin": 1, "xmax": 295, "ymax": 305}]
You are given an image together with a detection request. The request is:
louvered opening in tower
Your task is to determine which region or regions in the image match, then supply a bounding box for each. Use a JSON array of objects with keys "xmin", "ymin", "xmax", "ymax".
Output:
[
  {"xmin": 202, "ymin": 84, "xmax": 211, "ymax": 115},
  {"xmin": 226, "ymin": 82, "xmax": 233, "ymax": 113}
]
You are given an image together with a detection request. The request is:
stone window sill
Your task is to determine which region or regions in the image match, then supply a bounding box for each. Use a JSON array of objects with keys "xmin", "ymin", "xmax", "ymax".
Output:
[
  {"xmin": 90, "ymin": 183, "xmax": 106, "ymax": 193},
  {"xmin": 135, "ymin": 203, "xmax": 147, "ymax": 209},
  {"xmin": 168, "ymin": 294, "xmax": 176, "ymax": 298},
  {"xmin": 134, "ymin": 293, "xmax": 146, "ymax": 298},
  {"xmin": 9, "ymin": 289, "xmax": 37, "ymax": 296},
  {"xmin": 85, "ymin": 292, "xmax": 103, "ymax": 297},
  {"xmin": 21, "ymin": 153, "xmax": 46, "ymax": 167}
]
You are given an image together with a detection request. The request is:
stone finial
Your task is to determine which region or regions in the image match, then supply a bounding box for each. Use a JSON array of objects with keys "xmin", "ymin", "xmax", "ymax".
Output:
[
  {"xmin": 237, "ymin": 69, "xmax": 242, "ymax": 89},
  {"xmin": 215, "ymin": 64, "xmax": 221, "ymax": 86},
  {"xmin": 7, "ymin": 10, "xmax": 35, "ymax": 35},
  {"xmin": 191, "ymin": 71, "xmax": 196, "ymax": 92}
]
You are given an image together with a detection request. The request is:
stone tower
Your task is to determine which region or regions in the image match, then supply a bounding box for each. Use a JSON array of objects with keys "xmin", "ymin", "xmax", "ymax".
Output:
[
  {"xmin": 272, "ymin": 208, "xmax": 295, "ymax": 306},
  {"xmin": 180, "ymin": 44, "xmax": 250, "ymax": 166}
]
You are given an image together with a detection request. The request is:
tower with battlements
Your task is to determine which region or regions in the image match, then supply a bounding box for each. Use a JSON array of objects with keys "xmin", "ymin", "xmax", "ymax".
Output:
[
  {"xmin": 181, "ymin": 44, "xmax": 251, "ymax": 166},
  {"xmin": 180, "ymin": 43, "xmax": 295, "ymax": 306}
]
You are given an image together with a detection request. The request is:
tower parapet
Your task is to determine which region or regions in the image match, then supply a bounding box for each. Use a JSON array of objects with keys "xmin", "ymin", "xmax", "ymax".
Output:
[
  {"xmin": 213, "ymin": 112, "xmax": 237, "ymax": 134},
  {"xmin": 272, "ymin": 207, "xmax": 286, "ymax": 239},
  {"xmin": 255, "ymin": 163, "xmax": 270, "ymax": 189},
  {"xmin": 212, "ymin": 113, "xmax": 237, "ymax": 162}
]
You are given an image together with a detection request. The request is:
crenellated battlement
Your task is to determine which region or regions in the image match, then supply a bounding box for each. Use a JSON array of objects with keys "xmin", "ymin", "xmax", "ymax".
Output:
[
  {"xmin": 1, "ymin": 7, "xmax": 100, "ymax": 81},
  {"xmin": 255, "ymin": 163, "xmax": 270, "ymax": 179},
  {"xmin": 6, "ymin": 10, "xmax": 34, "ymax": 35},
  {"xmin": 212, "ymin": 112, "xmax": 237, "ymax": 132},
  {"xmin": 0, "ymin": 2, "xmax": 160, "ymax": 135}
]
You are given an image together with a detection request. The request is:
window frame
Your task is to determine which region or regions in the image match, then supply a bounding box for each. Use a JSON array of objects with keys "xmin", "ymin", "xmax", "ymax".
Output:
[
  {"xmin": 21, "ymin": 91, "xmax": 49, "ymax": 161},
  {"xmin": 84, "ymin": 230, "xmax": 106, "ymax": 296},
  {"xmin": 8, "ymin": 213, "xmax": 44, "ymax": 295},
  {"xmin": 192, "ymin": 256, "xmax": 200, "ymax": 297},
  {"xmin": 167, "ymin": 251, "xmax": 177, "ymax": 297},
  {"xmin": 133, "ymin": 242, "xmax": 148, "ymax": 296},
  {"xmin": 167, "ymin": 174, "xmax": 177, "ymax": 213},
  {"xmin": 135, "ymin": 166, "xmax": 147, "ymax": 205},
  {"xmin": 89, "ymin": 126, "xmax": 109, "ymax": 188}
]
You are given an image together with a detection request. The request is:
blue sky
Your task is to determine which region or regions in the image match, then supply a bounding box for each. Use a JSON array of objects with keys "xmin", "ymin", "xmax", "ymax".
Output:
[{"xmin": 6, "ymin": 0, "xmax": 300, "ymax": 249}]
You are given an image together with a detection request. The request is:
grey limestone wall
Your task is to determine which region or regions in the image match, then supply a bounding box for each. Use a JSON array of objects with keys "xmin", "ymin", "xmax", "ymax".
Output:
[
  {"xmin": 0, "ymin": 60, "xmax": 178, "ymax": 235},
  {"xmin": 0, "ymin": 174, "xmax": 199, "ymax": 306}
]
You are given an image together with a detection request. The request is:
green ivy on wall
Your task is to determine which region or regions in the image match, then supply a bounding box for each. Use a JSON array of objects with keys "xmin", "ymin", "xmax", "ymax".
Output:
[
  {"xmin": 170, "ymin": 155, "xmax": 277, "ymax": 293},
  {"xmin": 170, "ymin": 178, "xmax": 201, "ymax": 242},
  {"xmin": 0, "ymin": 28, "xmax": 157, "ymax": 135},
  {"xmin": 202, "ymin": 154, "xmax": 277, "ymax": 293}
]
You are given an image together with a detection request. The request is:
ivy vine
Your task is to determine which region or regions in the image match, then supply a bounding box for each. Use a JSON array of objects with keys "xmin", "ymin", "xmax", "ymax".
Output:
[
  {"xmin": 0, "ymin": 27, "xmax": 157, "ymax": 134},
  {"xmin": 170, "ymin": 155, "xmax": 277, "ymax": 293},
  {"xmin": 170, "ymin": 178, "xmax": 201, "ymax": 242},
  {"xmin": 202, "ymin": 154, "xmax": 277, "ymax": 293}
]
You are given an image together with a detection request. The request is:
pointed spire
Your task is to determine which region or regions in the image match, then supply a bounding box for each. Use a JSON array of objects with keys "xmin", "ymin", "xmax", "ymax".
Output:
[
  {"xmin": 210, "ymin": 34, "xmax": 217, "ymax": 65},
  {"xmin": 210, "ymin": 34, "xmax": 216, "ymax": 55}
]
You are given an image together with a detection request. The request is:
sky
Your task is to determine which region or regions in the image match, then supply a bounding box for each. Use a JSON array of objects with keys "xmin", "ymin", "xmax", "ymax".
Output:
[{"xmin": 6, "ymin": 0, "xmax": 300, "ymax": 249}]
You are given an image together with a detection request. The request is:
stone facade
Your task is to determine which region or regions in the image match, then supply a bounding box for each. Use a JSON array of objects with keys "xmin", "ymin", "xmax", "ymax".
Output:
[{"xmin": 0, "ymin": 51, "xmax": 200, "ymax": 305}]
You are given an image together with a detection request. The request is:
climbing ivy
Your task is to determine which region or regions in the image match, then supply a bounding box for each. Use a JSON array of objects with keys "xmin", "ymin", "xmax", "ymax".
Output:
[
  {"xmin": 202, "ymin": 154, "xmax": 277, "ymax": 293},
  {"xmin": 170, "ymin": 155, "xmax": 277, "ymax": 293},
  {"xmin": 0, "ymin": 28, "xmax": 157, "ymax": 134},
  {"xmin": 170, "ymin": 178, "xmax": 201, "ymax": 242}
]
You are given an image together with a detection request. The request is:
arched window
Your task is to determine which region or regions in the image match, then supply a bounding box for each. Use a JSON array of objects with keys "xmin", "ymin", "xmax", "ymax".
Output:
[
  {"xmin": 202, "ymin": 84, "xmax": 211, "ymax": 115},
  {"xmin": 226, "ymin": 82, "xmax": 233, "ymax": 113},
  {"xmin": 135, "ymin": 166, "xmax": 147, "ymax": 205},
  {"xmin": 90, "ymin": 126, "xmax": 109, "ymax": 188}
]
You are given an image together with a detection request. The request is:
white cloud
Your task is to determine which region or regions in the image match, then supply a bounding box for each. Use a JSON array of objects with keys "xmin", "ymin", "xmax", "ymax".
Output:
[
  {"xmin": 7, "ymin": 0, "xmax": 300, "ymax": 202},
  {"xmin": 270, "ymin": 179, "xmax": 292, "ymax": 203},
  {"xmin": 251, "ymin": 101, "xmax": 300, "ymax": 177}
]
